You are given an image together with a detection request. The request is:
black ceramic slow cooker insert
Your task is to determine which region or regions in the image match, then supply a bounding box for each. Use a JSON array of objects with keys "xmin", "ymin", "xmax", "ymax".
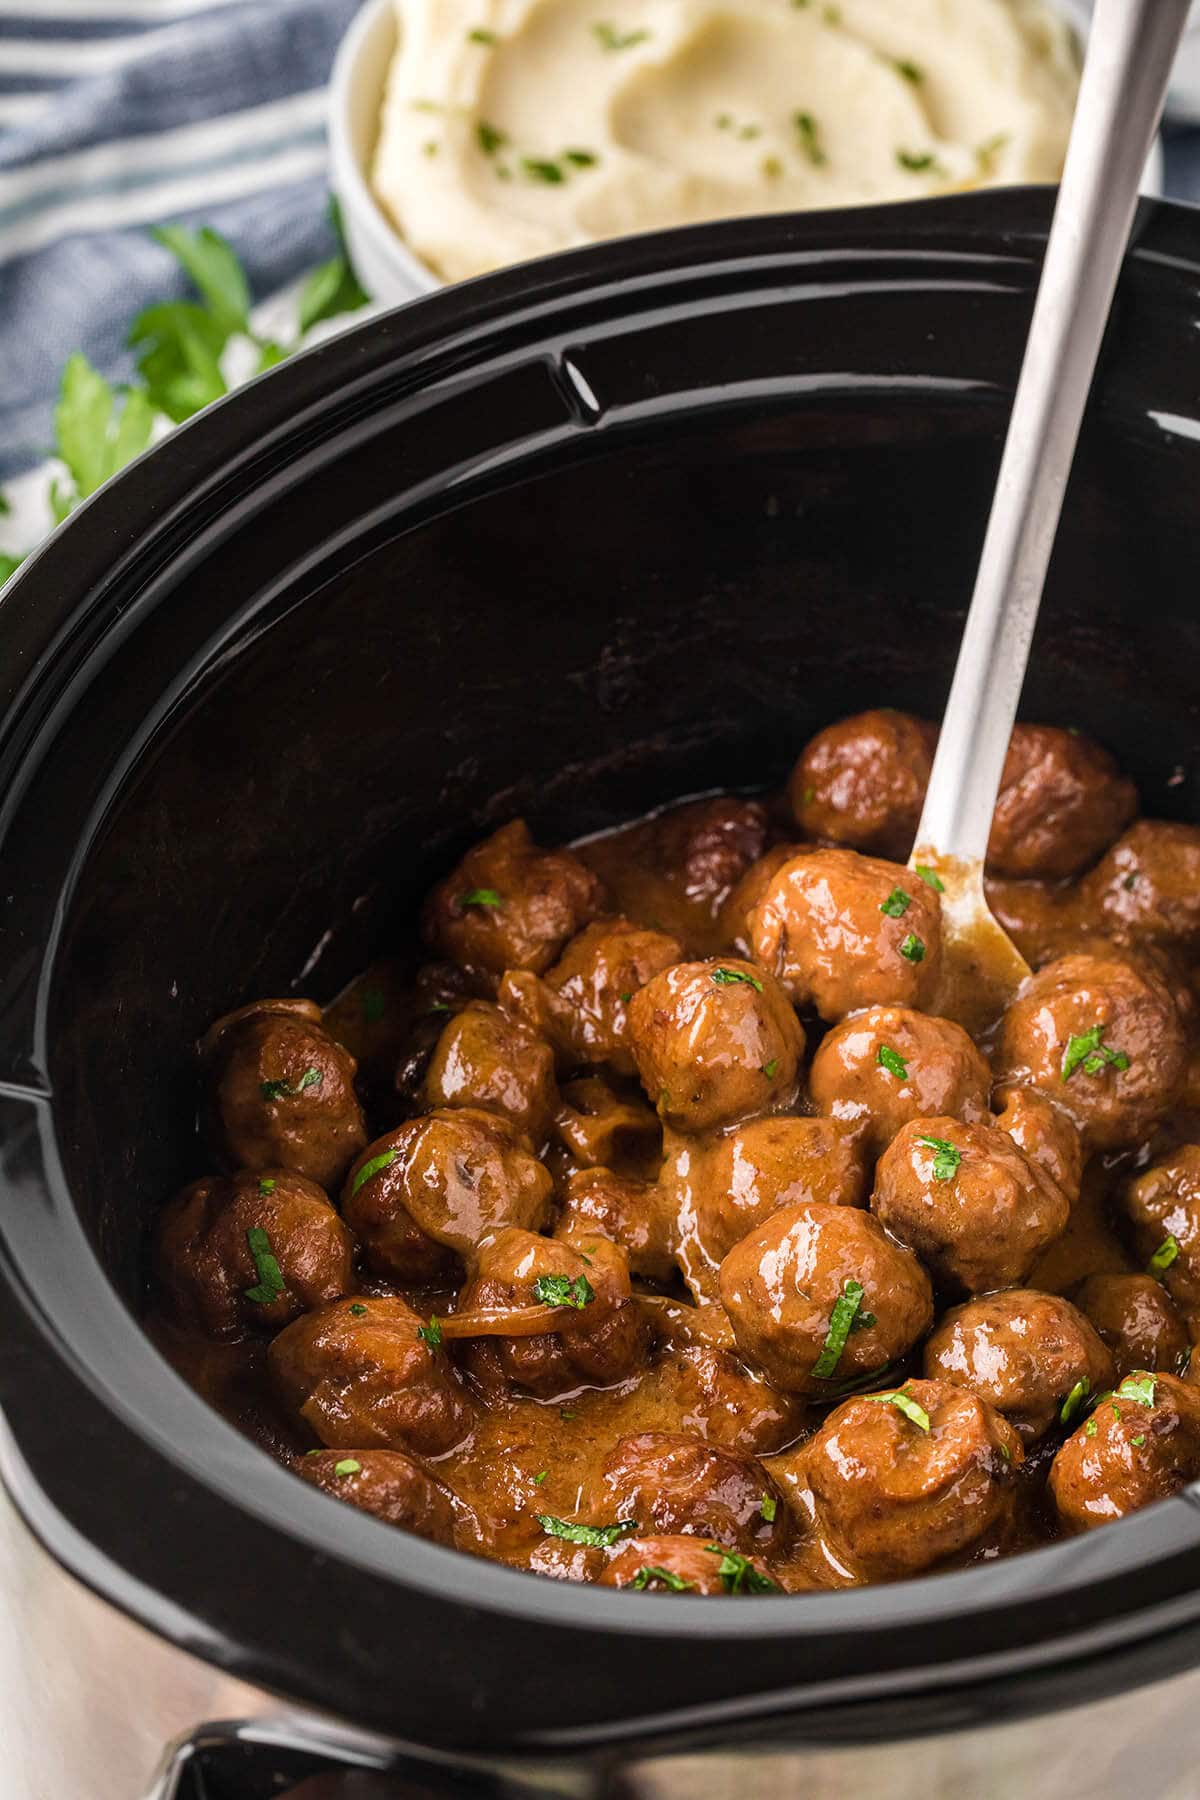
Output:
[{"xmin": 4, "ymin": 191, "xmax": 1200, "ymax": 1788}]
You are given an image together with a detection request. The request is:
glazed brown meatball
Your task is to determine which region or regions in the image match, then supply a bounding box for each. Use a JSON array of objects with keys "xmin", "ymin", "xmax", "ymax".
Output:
[
  {"xmin": 423, "ymin": 819, "xmax": 606, "ymax": 979},
  {"xmin": 987, "ymin": 725, "xmax": 1136, "ymax": 880},
  {"xmin": 809, "ymin": 1006, "xmax": 990, "ymax": 1160},
  {"xmin": 556, "ymin": 1167, "xmax": 676, "ymax": 1282},
  {"xmin": 923, "ymin": 1291, "xmax": 1115, "ymax": 1441},
  {"xmin": 1049, "ymin": 1371, "xmax": 1200, "ymax": 1531},
  {"xmin": 297, "ymin": 1448, "xmax": 456, "ymax": 1544},
  {"xmin": 780, "ymin": 1379, "xmax": 1022, "ymax": 1580},
  {"xmin": 983, "ymin": 876, "xmax": 1077, "ymax": 970},
  {"xmin": 651, "ymin": 796, "xmax": 770, "ymax": 909},
  {"xmin": 269, "ymin": 1295, "xmax": 474, "ymax": 1457},
  {"xmin": 341, "ymin": 1109, "xmax": 552, "ymax": 1280},
  {"xmin": 1123, "ymin": 1146, "xmax": 1200, "ymax": 1310},
  {"xmin": 600, "ymin": 1432, "xmax": 781, "ymax": 1552},
  {"xmin": 1073, "ymin": 1273, "xmax": 1190, "ymax": 1380},
  {"xmin": 154, "ymin": 1168, "xmax": 355, "ymax": 1339},
  {"xmin": 652, "ymin": 1307, "xmax": 806, "ymax": 1456},
  {"xmin": 992, "ymin": 1084, "xmax": 1083, "ymax": 1207},
  {"xmin": 551, "ymin": 1076, "xmax": 661, "ymax": 1170},
  {"xmin": 790, "ymin": 709, "xmax": 938, "ymax": 860},
  {"xmin": 1079, "ymin": 820, "xmax": 1200, "ymax": 951},
  {"xmin": 200, "ymin": 999, "xmax": 367, "ymax": 1190},
  {"xmin": 420, "ymin": 1000, "xmax": 558, "ymax": 1144},
  {"xmin": 599, "ymin": 1534, "xmax": 775, "ymax": 1593},
  {"xmin": 719, "ymin": 1201, "xmax": 933, "ymax": 1395},
  {"xmin": 871, "ymin": 1117, "xmax": 1069, "ymax": 1296},
  {"xmin": 720, "ymin": 843, "xmax": 801, "ymax": 951},
  {"xmin": 994, "ymin": 952, "xmax": 1186, "ymax": 1151},
  {"xmin": 748, "ymin": 850, "xmax": 942, "ymax": 1022},
  {"xmin": 458, "ymin": 1229, "xmax": 648, "ymax": 1397},
  {"xmin": 627, "ymin": 957, "xmax": 803, "ymax": 1132},
  {"xmin": 501, "ymin": 917, "xmax": 685, "ymax": 1076}
]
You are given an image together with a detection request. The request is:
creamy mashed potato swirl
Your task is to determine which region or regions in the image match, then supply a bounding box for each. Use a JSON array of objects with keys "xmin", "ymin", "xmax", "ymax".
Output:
[{"xmin": 372, "ymin": 0, "xmax": 1079, "ymax": 283}]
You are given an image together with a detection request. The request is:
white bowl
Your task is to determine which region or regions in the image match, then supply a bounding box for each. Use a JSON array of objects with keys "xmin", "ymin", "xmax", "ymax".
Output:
[{"xmin": 330, "ymin": 0, "xmax": 1165, "ymax": 308}]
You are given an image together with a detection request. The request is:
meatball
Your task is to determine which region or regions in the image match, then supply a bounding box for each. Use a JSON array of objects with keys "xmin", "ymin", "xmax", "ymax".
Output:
[
  {"xmin": 992, "ymin": 1084, "xmax": 1083, "ymax": 1207},
  {"xmin": 457, "ymin": 1228, "xmax": 648, "ymax": 1397},
  {"xmin": 420, "ymin": 1000, "xmax": 558, "ymax": 1144},
  {"xmin": 342, "ymin": 1109, "xmax": 551, "ymax": 1280},
  {"xmin": 551, "ymin": 1076, "xmax": 661, "ymax": 1170},
  {"xmin": 1073, "ymin": 1273, "xmax": 1190, "ymax": 1380},
  {"xmin": 987, "ymin": 725, "xmax": 1136, "ymax": 880},
  {"xmin": 652, "ymin": 1307, "xmax": 806, "ymax": 1456},
  {"xmin": 599, "ymin": 1535, "xmax": 776, "ymax": 1594},
  {"xmin": 652, "ymin": 797, "xmax": 770, "ymax": 909},
  {"xmin": 269, "ymin": 1295, "xmax": 474, "ymax": 1457},
  {"xmin": 720, "ymin": 844, "xmax": 801, "ymax": 952},
  {"xmin": 872, "ymin": 1118, "xmax": 1069, "ymax": 1296},
  {"xmin": 1123, "ymin": 1146, "xmax": 1200, "ymax": 1310},
  {"xmin": 983, "ymin": 876, "xmax": 1077, "ymax": 970},
  {"xmin": 627, "ymin": 958, "xmax": 803, "ymax": 1133},
  {"xmin": 994, "ymin": 953, "xmax": 1186, "ymax": 1150},
  {"xmin": 422, "ymin": 819, "xmax": 606, "ymax": 979},
  {"xmin": 782, "ymin": 1379, "xmax": 1022, "ymax": 1580},
  {"xmin": 297, "ymin": 1448, "xmax": 456, "ymax": 1544},
  {"xmin": 923, "ymin": 1291, "xmax": 1115, "ymax": 1441},
  {"xmin": 154, "ymin": 1168, "xmax": 355, "ymax": 1339},
  {"xmin": 719, "ymin": 1201, "xmax": 933, "ymax": 1396},
  {"xmin": 556, "ymin": 1167, "xmax": 676, "ymax": 1282},
  {"xmin": 200, "ymin": 999, "xmax": 367, "ymax": 1190},
  {"xmin": 789, "ymin": 709, "xmax": 938, "ymax": 860},
  {"xmin": 1049, "ymin": 1371, "xmax": 1200, "ymax": 1531},
  {"xmin": 809, "ymin": 1006, "xmax": 990, "ymax": 1160},
  {"xmin": 748, "ymin": 849, "xmax": 942, "ymax": 1022},
  {"xmin": 501, "ymin": 917, "xmax": 684, "ymax": 1076},
  {"xmin": 1079, "ymin": 820, "xmax": 1200, "ymax": 951},
  {"xmin": 600, "ymin": 1432, "xmax": 781, "ymax": 1553}
]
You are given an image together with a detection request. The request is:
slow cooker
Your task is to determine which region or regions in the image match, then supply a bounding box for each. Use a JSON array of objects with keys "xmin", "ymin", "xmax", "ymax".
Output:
[{"xmin": 5, "ymin": 190, "xmax": 1200, "ymax": 1800}]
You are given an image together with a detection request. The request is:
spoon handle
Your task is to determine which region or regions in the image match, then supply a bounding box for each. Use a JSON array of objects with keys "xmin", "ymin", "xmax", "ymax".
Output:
[{"xmin": 913, "ymin": 0, "xmax": 1189, "ymax": 866}]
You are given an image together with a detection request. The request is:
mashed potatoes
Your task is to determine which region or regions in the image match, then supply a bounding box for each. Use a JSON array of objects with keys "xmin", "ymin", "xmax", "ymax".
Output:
[{"xmin": 372, "ymin": 0, "xmax": 1079, "ymax": 283}]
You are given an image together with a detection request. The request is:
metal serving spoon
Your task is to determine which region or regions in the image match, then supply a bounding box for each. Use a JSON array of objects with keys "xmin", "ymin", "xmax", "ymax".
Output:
[{"xmin": 910, "ymin": 0, "xmax": 1190, "ymax": 1037}]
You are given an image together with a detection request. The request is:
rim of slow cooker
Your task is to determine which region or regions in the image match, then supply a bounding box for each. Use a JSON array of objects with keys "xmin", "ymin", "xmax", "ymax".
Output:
[{"xmin": 5, "ymin": 190, "xmax": 1200, "ymax": 1756}]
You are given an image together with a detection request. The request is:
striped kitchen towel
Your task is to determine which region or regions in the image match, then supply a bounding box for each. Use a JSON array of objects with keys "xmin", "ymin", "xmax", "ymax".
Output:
[{"xmin": 0, "ymin": 0, "xmax": 364, "ymax": 483}]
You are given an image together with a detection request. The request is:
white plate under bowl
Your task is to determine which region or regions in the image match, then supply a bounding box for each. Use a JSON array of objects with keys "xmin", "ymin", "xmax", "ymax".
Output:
[{"xmin": 330, "ymin": 0, "xmax": 1166, "ymax": 309}]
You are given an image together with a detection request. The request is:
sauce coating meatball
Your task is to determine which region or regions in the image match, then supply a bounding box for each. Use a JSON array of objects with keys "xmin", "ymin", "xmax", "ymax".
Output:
[
  {"xmin": 871, "ymin": 1118, "xmax": 1070, "ymax": 1296},
  {"xmin": 600, "ymin": 1431, "xmax": 781, "ymax": 1553},
  {"xmin": 1123, "ymin": 1146, "xmax": 1200, "ymax": 1311},
  {"xmin": 1079, "ymin": 820, "xmax": 1200, "ymax": 950},
  {"xmin": 420, "ymin": 1000, "xmax": 558, "ymax": 1144},
  {"xmin": 1072, "ymin": 1273, "xmax": 1190, "ymax": 1380},
  {"xmin": 154, "ymin": 1168, "xmax": 355, "ymax": 1339},
  {"xmin": 994, "ymin": 952, "xmax": 1186, "ymax": 1150},
  {"xmin": 987, "ymin": 725, "xmax": 1136, "ymax": 879},
  {"xmin": 297, "ymin": 1448, "xmax": 457, "ymax": 1544},
  {"xmin": 651, "ymin": 796, "xmax": 770, "ymax": 909},
  {"xmin": 423, "ymin": 819, "xmax": 606, "ymax": 979},
  {"xmin": 779, "ymin": 1378, "xmax": 1022, "ymax": 1581},
  {"xmin": 599, "ymin": 1535, "xmax": 775, "ymax": 1593},
  {"xmin": 720, "ymin": 844, "xmax": 801, "ymax": 952},
  {"xmin": 790, "ymin": 709, "xmax": 938, "ymax": 860},
  {"xmin": 551, "ymin": 1075, "xmax": 661, "ymax": 1170},
  {"xmin": 992, "ymin": 1084, "xmax": 1083, "ymax": 1207},
  {"xmin": 1049, "ymin": 1371, "xmax": 1200, "ymax": 1531},
  {"xmin": 748, "ymin": 850, "xmax": 942, "ymax": 1021},
  {"xmin": 269, "ymin": 1295, "xmax": 474, "ymax": 1457},
  {"xmin": 501, "ymin": 917, "xmax": 684, "ymax": 1076},
  {"xmin": 200, "ymin": 999, "xmax": 367, "ymax": 1191},
  {"xmin": 719, "ymin": 1201, "xmax": 933, "ymax": 1396},
  {"xmin": 809, "ymin": 1006, "xmax": 990, "ymax": 1160},
  {"xmin": 556, "ymin": 1167, "xmax": 676, "ymax": 1282},
  {"xmin": 923, "ymin": 1291, "xmax": 1114, "ymax": 1441},
  {"xmin": 627, "ymin": 957, "xmax": 803, "ymax": 1132},
  {"xmin": 342, "ymin": 1109, "xmax": 552, "ymax": 1279}
]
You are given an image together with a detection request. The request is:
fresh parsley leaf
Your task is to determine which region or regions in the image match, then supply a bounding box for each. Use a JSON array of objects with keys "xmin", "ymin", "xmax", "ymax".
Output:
[
  {"xmin": 333, "ymin": 1458, "xmax": 362, "ymax": 1477},
  {"xmin": 915, "ymin": 1135, "xmax": 961, "ymax": 1182},
  {"xmin": 565, "ymin": 148, "xmax": 599, "ymax": 167},
  {"xmin": 1115, "ymin": 1374, "xmax": 1157, "ymax": 1408},
  {"xmin": 0, "ymin": 492, "xmax": 9, "ymax": 515},
  {"xmin": 243, "ymin": 1225, "xmax": 285, "ymax": 1304},
  {"xmin": 812, "ymin": 1278, "xmax": 867, "ymax": 1381},
  {"xmin": 703, "ymin": 1545, "xmax": 778, "ymax": 1594},
  {"xmin": 559, "ymin": 1408, "xmax": 579, "ymax": 1421},
  {"xmin": 893, "ymin": 58, "xmax": 923, "ymax": 81},
  {"xmin": 459, "ymin": 887, "xmax": 503, "ymax": 908},
  {"xmin": 711, "ymin": 966, "xmax": 764, "ymax": 992},
  {"xmin": 631, "ymin": 1564, "xmax": 694, "ymax": 1591},
  {"xmin": 794, "ymin": 112, "xmax": 827, "ymax": 165},
  {"xmin": 151, "ymin": 224, "xmax": 250, "ymax": 334},
  {"xmin": 468, "ymin": 26, "xmax": 498, "ymax": 42},
  {"xmin": 127, "ymin": 301, "xmax": 228, "ymax": 423},
  {"xmin": 1059, "ymin": 1376, "xmax": 1091, "ymax": 1426},
  {"xmin": 260, "ymin": 1067, "xmax": 322, "ymax": 1102},
  {"xmin": 1085, "ymin": 1415, "xmax": 1098, "ymax": 1437},
  {"xmin": 351, "ymin": 1148, "xmax": 399, "ymax": 1198},
  {"xmin": 349, "ymin": 1302, "xmax": 368, "ymax": 1317},
  {"xmin": 533, "ymin": 1273, "xmax": 595, "ymax": 1310},
  {"xmin": 297, "ymin": 200, "xmax": 370, "ymax": 335},
  {"xmin": 417, "ymin": 1315, "xmax": 443, "ymax": 1350},
  {"xmin": 880, "ymin": 887, "xmax": 911, "ymax": 918},
  {"xmin": 257, "ymin": 1177, "xmax": 276, "ymax": 1195},
  {"xmin": 762, "ymin": 1058, "xmax": 780, "ymax": 1080},
  {"xmin": 1148, "ymin": 1236, "xmax": 1180, "ymax": 1276},
  {"xmin": 1062, "ymin": 1024, "xmax": 1129, "ymax": 1082},
  {"xmin": 1132, "ymin": 1435, "xmax": 1146, "ymax": 1447},
  {"xmin": 760, "ymin": 1492, "xmax": 777, "ymax": 1523},
  {"xmin": 522, "ymin": 157, "xmax": 565, "ymax": 184},
  {"xmin": 533, "ymin": 1469, "xmax": 549, "ymax": 1485},
  {"xmin": 592, "ymin": 21, "xmax": 650, "ymax": 50},
  {"xmin": 0, "ymin": 553, "xmax": 23, "ymax": 587},
  {"xmin": 897, "ymin": 148, "xmax": 938, "ymax": 172},
  {"xmin": 914, "ymin": 864, "xmax": 945, "ymax": 893},
  {"xmin": 877, "ymin": 1044, "xmax": 908, "ymax": 1080},
  {"xmin": 537, "ymin": 1514, "xmax": 638, "ymax": 1547},
  {"xmin": 478, "ymin": 120, "xmax": 507, "ymax": 154},
  {"xmin": 899, "ymin": 933, "xmax": 925, "ymax": 963},
  {"xmin": 53, "ymin": 353, "xmax": 157, "ymax": 508},
  {"xmin": 868, "ymin": 1388, "xmax": 931, "ymax": 1432}
]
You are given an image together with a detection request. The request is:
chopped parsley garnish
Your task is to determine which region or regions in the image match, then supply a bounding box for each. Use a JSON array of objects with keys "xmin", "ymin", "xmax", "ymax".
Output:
[
  {"xmin": 351, "ymin": 1148, "xmax": 399, "ymax": 1198},
  {"xmin": 631, "ymin": 1565, "xmax": 694, "ymax": 1591},
  {"xmin": 523, "ymin": 157, "xmax": 565, "ymax": 184},
  {"xmin": 257, "ymin": 1177, "xmax": 276, "ymax": 1195},
  {"xmin": 565, "ymin": 148, "xmax": 599, "ymax": 167},
  {"xmin": 880, "ymin": 887, "xmax": 911, "ymax": 918},
  {"xmin": 1059, "ymin": 1376, "xmax": 1091, "ymax": 1426},
  {"xmin": 794, "ymin": 111, "xmax": 827, "ymax": 165},
  {"xmin": 899, "ymin": 933, "xmax": 925, "ymax": 963},
  {"xmin": 533, "ymin": 1273, "xmax": 595, "ymax": 1310},
  {"xmin": 477, "ymin": 121, "xmax": 507, "ymax": 155},
  {"xmin": 1148, "ymin": 1236, "xmax": 1180, "ymax": 1276},
  {"xmin": 1085, "ymin": 1415, "xmax": 1098, "ymax": 1437},
  {"xmin": 999, "ymin": 1443, "xmax": 1012, "ymax": 1462},
  {"xmin": 975, "ymin": 132, "xmax": 1011, "ymax": 174},
  {"xmin": 868, "ymin": 1388, "xmax": 931, "ymax": 1433},
  {"xmin": 704, "ymin": 1546, "xmax": 779, "ymax": 1594},
  {"xmin": 762, "ymin": 155, "xmax": 783, "ymax": 179},
  {"xmin": 362, "ymin": 987, "xmax": 386, "ymax": 1023},
  {"xmin": 592, "ymin": 21, "xmax": 650, "ymax": 50},
  {"xmin": 715, "ymin": 112, "xmax": 734, "ymax": 130},
  {"xmin": 711, "ymin": 966, "xmax": 764, "ymax": 992},
  {"xmin": 1061, "ymin": 1024, "xmax": 1130, "ymax": 1082},
  {"xmin": 897, "ymin": 148, "xmax": 940, "ymax": 172},
  {"xmin": 915, "ymin": 864, "xmax": 945, "ymax": 893},
  {"xmin": 533, "ymin": 1470, "xmax": 548, "ymax": 1486},
  {"xmin": 762, "ymin": 1058, "xmax": 780, "ymax": 1080},
  {"xmin": 812, "ymin": 1278, "xmax": 867, "ymax": 1381},
  {"xmin": 538, "ymin": 1515, "xmax": 638, "ymax": 1547},
  {"xmin": 893, "ymin": 58, "xmax": 923, "ymax": 82},
  {"xmin": 877, "ymin": 1044, "xmax": 909, "ymax": 1080},
  {"xmin": 738, "ymin": 123, "xmax": 762, "ymax": 140},
  {"xmin": 1132, "ymin": 1435, "xmax": 1147, "ymax": 1447},
  {"xmin": 560, "ymin": 1408, "xmax": 579, "ymax": 1421},
  {"xmin": 468, "ymin": 27, "xmax": 497, "ymax": 43},
  {"xmin": 915, "ymin": 1135, "xmax": 961, "ymax": 1182},
  {"xmin": 1116, "ymin": 1374, "xmax": 1157, "ymax": 1408},
  {"xmin": 334, "ymin": 1458, "xmax": 362, "ymax": 1477},
  {"xmin": 244, "ymin": 1226, "xmax": 285, "ymax": 1305},
  {"xmin": 760, "ymin": 1492, "xmax": 777, "ymax": 1523},
  {"xmin": 260, "ymin": 1066, "xmax": 323, "ymax": 1101},
  {"xmin": 297, "ymin": 1066, "xmax": 322, "ymax": 1092},
  {"xmin": 802, "ymin": 785, "xmax": 816, "ymax": 804},
  {"xmin": 349, "ymin": 1303, "xmax": 368, "ymax": 1317},
  {"xmin": 417, "ymin": 1315, "xmax": 443, "ymax": 1350},
  {"xmin": 459, "ymin": 886, "xmax": 503, "ymax": 907},
  {"xmin": 619, "ymin": 990, "xmax": 633, "ymax": 1004}
]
